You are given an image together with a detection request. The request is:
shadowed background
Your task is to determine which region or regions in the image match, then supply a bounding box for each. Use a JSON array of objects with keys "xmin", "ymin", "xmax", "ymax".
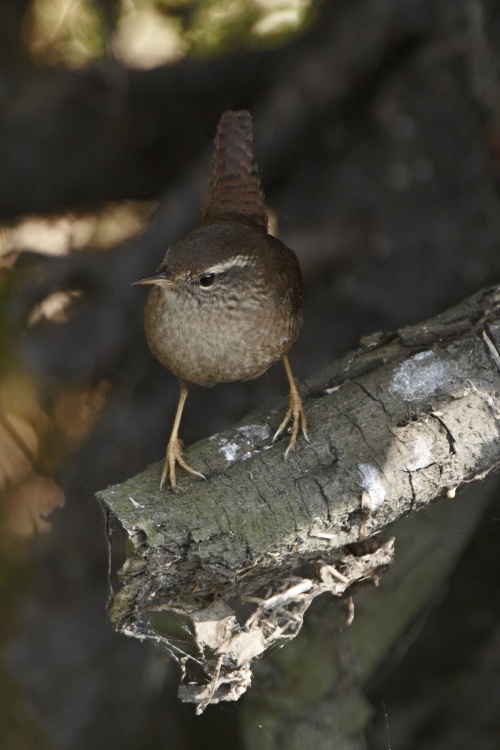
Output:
[{"xmin": 2, "ymin": 1, "xmax": 500, "ymax": 748}]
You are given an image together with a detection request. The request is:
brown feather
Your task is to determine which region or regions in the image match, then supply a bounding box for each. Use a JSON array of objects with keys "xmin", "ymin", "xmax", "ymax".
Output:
[{"xmin": 203, "ymin": 111, "xmax": 268, "ymax": 230}]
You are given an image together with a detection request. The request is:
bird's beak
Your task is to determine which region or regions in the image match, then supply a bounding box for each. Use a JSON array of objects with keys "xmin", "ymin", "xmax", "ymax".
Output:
[{"xmin": 133, "ymin": 271, "xmax": 172, "ymax": 286}]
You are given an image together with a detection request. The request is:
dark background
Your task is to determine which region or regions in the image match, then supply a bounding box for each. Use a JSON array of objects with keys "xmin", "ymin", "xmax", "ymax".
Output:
[{"xmin": 2, "ymin": 0, "xmax": 500, "ymax": 748}]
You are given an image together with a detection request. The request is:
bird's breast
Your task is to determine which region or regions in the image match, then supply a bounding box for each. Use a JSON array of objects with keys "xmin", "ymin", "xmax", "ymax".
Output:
[{"xmin": 143, "ymin": 285, "xmax": 301, "ymax": 386}]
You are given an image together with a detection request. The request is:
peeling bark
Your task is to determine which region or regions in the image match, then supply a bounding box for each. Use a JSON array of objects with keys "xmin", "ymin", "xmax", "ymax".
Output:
[{"xmin": 98, "ymin": 283, "xmax": 500, "ymax": 710}]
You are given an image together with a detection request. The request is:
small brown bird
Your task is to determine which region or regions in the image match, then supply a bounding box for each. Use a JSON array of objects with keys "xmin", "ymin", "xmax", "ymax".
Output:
[{"xmin": 135, "ymin": 111, "xmax": 307, "ymax": 491}]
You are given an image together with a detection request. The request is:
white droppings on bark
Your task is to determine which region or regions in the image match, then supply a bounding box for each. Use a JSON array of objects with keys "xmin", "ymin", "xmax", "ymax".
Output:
[
  {"xmin": 217, "ymin": 425, "xmax": 270, "ymax": 463},
  {"xmin": 406, "ymin": 434, "xmax": 432, "ymax": 470},
  {"xmin": 357, "ymin": 464, "xmax": 386, "ymax": 509},
  {"xmin": 389, "ymin": 351, "xmax": 459, "ymax": 400}
]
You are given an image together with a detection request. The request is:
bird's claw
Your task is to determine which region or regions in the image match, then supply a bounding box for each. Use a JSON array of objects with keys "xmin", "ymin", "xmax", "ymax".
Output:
[
  {"xmin": 273, "ymin": 393, "xmax": 308, "ymax": 459},
  {"xmin": 161, "ymin": 437, "xmax": 206, "ymax": 492}
]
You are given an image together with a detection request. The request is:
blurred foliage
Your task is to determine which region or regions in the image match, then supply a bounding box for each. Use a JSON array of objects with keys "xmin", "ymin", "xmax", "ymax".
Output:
[
  {"xmin": 24, "ymin": 0, "xmax": 107, "ymax": 67},
  {"xmin": 0, "ymin": 196, "xmax": 155, "ymax": 557},
  {"xmin": 0, "ymin": 202, "xmax": 158, "ymax": 262},
  {"xmin": 0, "ymin": 662, "xmax": 52, "ymax": 750},
  {"xmin": 21, "ymin": 0, "xmax": 316, "ymax": 68}
]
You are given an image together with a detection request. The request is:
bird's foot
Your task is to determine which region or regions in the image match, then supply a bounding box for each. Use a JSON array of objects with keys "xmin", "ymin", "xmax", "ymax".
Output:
[
  {"xmin": 273, "ymin": 388, "xmax": 309, "ymax": 459},
  {"xmin": 160, "ymin": 437, "xmax": 206, "ymax": 492}
]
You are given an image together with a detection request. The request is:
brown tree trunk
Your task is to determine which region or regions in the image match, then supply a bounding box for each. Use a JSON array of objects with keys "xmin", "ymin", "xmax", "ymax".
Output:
[{"xmin": 99, "ymin": 283, "xmax": 500, "ymax": 712}]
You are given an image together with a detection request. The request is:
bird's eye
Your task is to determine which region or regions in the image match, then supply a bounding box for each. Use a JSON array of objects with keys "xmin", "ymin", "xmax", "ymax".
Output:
[{"xmin": 199, "ymin": 273, "xmax": 215, "ymax": 288}]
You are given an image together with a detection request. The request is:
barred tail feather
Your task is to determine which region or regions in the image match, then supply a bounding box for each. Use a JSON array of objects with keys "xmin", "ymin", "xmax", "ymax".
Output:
[{"xmin": 203, "ymin": 110, "xmax": 268, "ymax": 229}]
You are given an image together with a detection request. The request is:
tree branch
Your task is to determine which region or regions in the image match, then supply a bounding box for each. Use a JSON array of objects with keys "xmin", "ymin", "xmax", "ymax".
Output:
[{"xmin": 98, "ymin": 283, "xmax": 500, "ymax": 711}]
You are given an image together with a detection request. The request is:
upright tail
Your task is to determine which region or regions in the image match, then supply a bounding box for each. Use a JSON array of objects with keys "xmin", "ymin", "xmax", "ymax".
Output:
[{"xmin": 203, "ymin": 110, "xmax": 268, "ymax": 230}]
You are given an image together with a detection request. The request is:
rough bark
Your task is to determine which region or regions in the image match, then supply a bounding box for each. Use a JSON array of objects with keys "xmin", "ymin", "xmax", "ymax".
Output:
[{"xmin": 98, "ymin": 283, "xmax": 500, "ymax": 710}]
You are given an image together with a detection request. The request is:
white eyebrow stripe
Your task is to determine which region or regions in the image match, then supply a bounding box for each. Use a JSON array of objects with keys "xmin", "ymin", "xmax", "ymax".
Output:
[{"xmin": 205, "ymin": 255, "xmax": 251, "ymax": 274}]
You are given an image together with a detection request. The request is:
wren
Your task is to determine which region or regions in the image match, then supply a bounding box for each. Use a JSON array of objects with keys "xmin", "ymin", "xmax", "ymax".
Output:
[{"xmin": 135, "ymin": 110, "xmax": 307, "ymax": 491}]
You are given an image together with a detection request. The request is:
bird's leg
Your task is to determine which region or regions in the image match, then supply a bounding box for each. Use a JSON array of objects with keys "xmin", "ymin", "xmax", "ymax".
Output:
[
  {"xmin": 273, "ymin": 355, "xmax": 309, "ymax": 458},
  {"xmin": 161, "ymin": 382, "xmax": 206, "ymax": 492}
]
